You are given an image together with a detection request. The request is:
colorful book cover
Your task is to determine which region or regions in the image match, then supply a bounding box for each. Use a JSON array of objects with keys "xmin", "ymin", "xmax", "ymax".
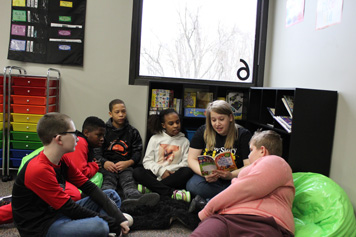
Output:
[
  {"xmin": 151, "ymin": 89, "xmax": 171, "ymax": 108},
  {"xmin": 198, "ymin": 151, "xmax": 237, "ymax": 176},
  {"xmin": 184, "ymin": 92, "xmax": 197, "ymax": 108},
  {"xmin": 226, "ymin": 92, "xmax": 244, "ymax": 120}
]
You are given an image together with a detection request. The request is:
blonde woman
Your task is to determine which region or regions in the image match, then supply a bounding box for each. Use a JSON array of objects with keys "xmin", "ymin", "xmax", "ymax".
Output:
[{"xmin": 186, "ymin": 100, "xmax": 251, "ymax": 200}]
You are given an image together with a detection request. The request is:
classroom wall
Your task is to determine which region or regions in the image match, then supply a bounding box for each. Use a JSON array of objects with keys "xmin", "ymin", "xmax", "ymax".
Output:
[
  {"xmin": 266, "ymin": 0, "xmax": 356, "ymax": 209},
  {"xmin": 1, "ymin": 0, "xmax": 355, "ymax": 211},
  {"xmin": 0, "ymin": 0, "xmax": 148, "ymax": 139}
]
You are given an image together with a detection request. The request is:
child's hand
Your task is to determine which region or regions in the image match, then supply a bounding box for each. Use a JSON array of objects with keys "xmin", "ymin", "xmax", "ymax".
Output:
[
  {"xmin": 104, "ymin": 161, "xmax": 118, "ymax": 173},
  {"xmin": 93, "ymin": 158, "xmax": 102, "ymax": 168},
  {"xmin": 161, "ymin": 170, "xmax": 174, "ymax": 179},
  {"xmin": 114, "ymin": 160, "xmax": 134, "ymax": 171},
  {"xmin": 120, "ymin": 221, "xmax": 130, "ymax": 235}
]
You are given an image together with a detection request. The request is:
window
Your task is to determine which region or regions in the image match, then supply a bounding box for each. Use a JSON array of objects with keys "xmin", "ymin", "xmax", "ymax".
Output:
[{"xmin": 129, "ymin": 0, "xmax": 269, "ymax": 87}]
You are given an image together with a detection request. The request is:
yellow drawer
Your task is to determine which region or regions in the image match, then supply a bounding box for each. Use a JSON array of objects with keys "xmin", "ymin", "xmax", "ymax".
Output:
[
  {"xmin": 12, "ymin": 113, "xmax": 43, "ymax": 124},
  {"xmin": 11, "ymin": 122, "xmax": 37, "ymax": 132}
]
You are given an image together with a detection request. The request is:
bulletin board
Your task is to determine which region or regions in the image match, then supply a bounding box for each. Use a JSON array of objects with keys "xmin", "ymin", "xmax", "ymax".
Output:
[{"xmin": 8, "ymin": 0, "xmax": 87, "ymax": 66}]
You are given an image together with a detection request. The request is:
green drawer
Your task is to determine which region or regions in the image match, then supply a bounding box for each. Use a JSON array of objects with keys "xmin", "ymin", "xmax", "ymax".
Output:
[
  {"xmin": 10, "ymin": 131, "xmax": 40, "ymax": 142},
  {"xmin": 11, "ymin": 140, "xmax": 43, "ymax": 150}
]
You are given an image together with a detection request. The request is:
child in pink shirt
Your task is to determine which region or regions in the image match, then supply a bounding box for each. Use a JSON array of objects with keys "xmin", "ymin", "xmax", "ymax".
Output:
[{"xmin": 191, "ymin": 130, "xmax": 295, "ymax": 236}]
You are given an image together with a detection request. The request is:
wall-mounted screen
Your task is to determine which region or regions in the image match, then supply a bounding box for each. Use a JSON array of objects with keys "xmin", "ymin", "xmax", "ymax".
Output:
[{"xmin": 129, "ymin": 0, "xmax": 269, "ymax": 87}]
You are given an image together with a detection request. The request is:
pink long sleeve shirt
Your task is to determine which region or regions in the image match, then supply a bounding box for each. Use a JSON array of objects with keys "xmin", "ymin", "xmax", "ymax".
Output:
[{"xmin": 198, "ymin": 155, "xmax": 295, "ymax": 233}]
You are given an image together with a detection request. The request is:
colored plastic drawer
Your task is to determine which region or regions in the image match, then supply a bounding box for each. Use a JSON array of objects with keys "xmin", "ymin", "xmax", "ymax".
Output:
[
  {"xmin": 0, "ymin": 104, "xmax": 10, "ymax": 113},
  {"xmin": 12, "ymin": 95, "xmax": 56, "ymax": 105},
  {"xmin": 12, "ymin": 104, "xmax": 56, "ymax": 114},
  {"xmin": 10, "ymin": 149, "xmax": 36, "ymax": 158},
  {"xmin": 12, "ymin": 76, "xmax": 58, "ymax": 87},
  {"xmin": 11, "ymin": 140, "xmax": 43, "ymax": 150},
  {"xmin": 12, "ymin": 113, "xmax": 43, "ymax": 123},
  {"xmin": 11, "ymin": 158, "xmax": 22, "ymax": 168},
  {"xmin": 11, "ymin": 131, "xmax": 40, "ymax": 141},
  {"xmin": 11, "ymin": 122, "xmax": 37, "ymax": 132},
  {"xmin": 12, "ymin": 86, "xmax": 57, "ymax": 96}
]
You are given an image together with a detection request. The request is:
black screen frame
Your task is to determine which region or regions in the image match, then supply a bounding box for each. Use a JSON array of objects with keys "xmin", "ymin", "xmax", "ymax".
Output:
[{"xmin": 129, "ymin": 0, "xmax": 269, "ymax": 88}]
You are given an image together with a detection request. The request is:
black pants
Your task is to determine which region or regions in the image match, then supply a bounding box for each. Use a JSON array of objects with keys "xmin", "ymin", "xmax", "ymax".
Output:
[{"xmin": 133, "ymin": 166, "xmax": 193, "ymax": 197}]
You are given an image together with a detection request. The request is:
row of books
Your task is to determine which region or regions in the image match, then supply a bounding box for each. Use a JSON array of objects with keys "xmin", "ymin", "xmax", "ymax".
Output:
[
  {"xmin": 267, "ymin": 95, "xmax": 294, "ymax": 133},
  {"xmin": 150, "ymin": 89, "xmax": 244, "ymax": 119}
]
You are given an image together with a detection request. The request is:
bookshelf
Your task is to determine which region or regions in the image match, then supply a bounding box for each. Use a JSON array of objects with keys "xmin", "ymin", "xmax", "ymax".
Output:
[{"xmin": 147, "ymin": 82, "xmax": 338, "ymax": 176}]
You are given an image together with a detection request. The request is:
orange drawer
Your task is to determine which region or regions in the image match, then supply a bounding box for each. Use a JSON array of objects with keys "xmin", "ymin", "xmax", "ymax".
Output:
[
  {"xmin": 12, "ymin": 95, "xmax": 56, "ymax": 105},
  {"xmin": 12, "ymin": 104, "xmax": 56, "ymax": 114},
  {"xmin": 12, "ymin": 86, "xmax": 57, "ymax": 96},
  {"xmin": 12, "ymin": 76, "xmax": 58, "ymax": 87}
]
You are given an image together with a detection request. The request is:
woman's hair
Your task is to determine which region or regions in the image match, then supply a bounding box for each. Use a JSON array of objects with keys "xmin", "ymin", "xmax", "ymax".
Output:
[
  {"xmin": 204, "ymin": 100, "xmax": 237, "ymax": 150},
  {"xmin": 250, "ymin": 129, "xmax": 283, "ymax": 157},
  {"xmin": 37, "ymin": 112, "xmax": 72, "ymax": 145},
  {"xmin": 148, "ymin": 108, "xmax": 179, "ymax": 135}
]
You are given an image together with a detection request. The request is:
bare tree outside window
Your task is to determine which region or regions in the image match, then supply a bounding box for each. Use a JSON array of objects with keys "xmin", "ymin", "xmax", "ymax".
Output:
[{"xmin": 129, "ymin": 0, "xmax": 268, "ymax": 86}]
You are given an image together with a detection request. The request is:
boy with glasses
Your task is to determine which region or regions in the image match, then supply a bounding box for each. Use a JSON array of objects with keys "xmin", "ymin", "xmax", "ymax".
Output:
[{"xmin": 12, "ymin": 113, "xmax": 130, "ymax": 236}]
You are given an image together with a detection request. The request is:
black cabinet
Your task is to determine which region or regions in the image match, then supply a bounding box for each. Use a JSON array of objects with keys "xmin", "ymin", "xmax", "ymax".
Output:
[{"xmin": 147, "ymin": 82, "xmax": 338, "ymax": 176}]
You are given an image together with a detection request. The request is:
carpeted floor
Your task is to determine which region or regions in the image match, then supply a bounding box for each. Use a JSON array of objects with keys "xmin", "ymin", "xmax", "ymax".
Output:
[{"xmin": 0, "ymin": 171, "xmax": 194, "ymax": 236}]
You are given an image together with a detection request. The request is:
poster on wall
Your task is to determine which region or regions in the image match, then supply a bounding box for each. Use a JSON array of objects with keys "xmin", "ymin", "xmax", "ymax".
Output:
[
  {"xmin": 285, "ymin": 0, "xmax": 305, "ymax": 28},
  {"xmin": 316, "ymin": 0, "xmax": 344, "ymax": 30},
  {"xmin": 8, "ymin": 0, "xmax": 87, "ymax": 66}
]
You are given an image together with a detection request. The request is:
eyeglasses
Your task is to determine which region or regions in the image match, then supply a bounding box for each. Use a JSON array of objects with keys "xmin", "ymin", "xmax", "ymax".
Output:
[{"xmin": 54, "ymin": 130, "xmax": 80, "ymax": 138}]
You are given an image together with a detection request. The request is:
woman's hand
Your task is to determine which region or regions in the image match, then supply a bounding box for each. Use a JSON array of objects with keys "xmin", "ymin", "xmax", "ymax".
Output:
[
  {"xmin": 205, "ymin": 172, "xmax": 219, "ymax": 183},
  {"xmin": 212, "ymin": 170, "xmax": 233, "ymax": 180}
]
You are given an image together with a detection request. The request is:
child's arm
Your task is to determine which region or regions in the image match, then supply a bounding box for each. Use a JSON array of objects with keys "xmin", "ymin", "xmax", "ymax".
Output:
[
  {"xmin": 128, "ymin": 127, "xmax": 143, "ymax": 165},
  {"xmin": 142, "ymin": 137, "xmax": 166, "ymax": 178}
]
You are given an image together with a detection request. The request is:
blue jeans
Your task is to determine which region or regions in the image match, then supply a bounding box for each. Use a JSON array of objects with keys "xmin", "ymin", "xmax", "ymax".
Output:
[
  {"xmin": 186, "ymin": 174, "xmax": 231, "ymax": 199},
  {"xmin": 46, "ymin": 189, "xmax": 121, "ymax": 237}
]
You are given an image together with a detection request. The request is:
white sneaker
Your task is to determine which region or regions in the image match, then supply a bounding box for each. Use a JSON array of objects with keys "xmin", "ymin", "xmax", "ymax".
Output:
[{"xmin": 123, "ymin": 213, "xmax": 134, "ymax": 227}]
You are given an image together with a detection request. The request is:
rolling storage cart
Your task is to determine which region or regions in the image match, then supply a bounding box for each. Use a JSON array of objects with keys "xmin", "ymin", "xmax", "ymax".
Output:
[{"xmin": 1, "ymin": 66, "xmax": 60, "ymax": 182}]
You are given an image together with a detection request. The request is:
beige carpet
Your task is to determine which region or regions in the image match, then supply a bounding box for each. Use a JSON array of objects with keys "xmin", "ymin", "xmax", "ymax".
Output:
[{"xmin": 0, "ymin": 171, "xmax": 193, "ymax": 236}]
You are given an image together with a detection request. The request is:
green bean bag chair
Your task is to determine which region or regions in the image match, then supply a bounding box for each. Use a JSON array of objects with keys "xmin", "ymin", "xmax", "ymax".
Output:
[
  {"xmin": 18, "ymin": 147, "xmax": 103, "ymax": 189},
  {"xmin": 292, "ymin": 172, "xmax": 356, "ymax": 237}
]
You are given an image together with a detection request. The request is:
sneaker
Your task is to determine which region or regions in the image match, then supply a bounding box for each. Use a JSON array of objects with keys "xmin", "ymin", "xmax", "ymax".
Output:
[
  {"xmin": 0, "ymin": 195, "xmax": 12, "ymax": 207},
  {"xmin": 122, "ymin": 192, "xmax": 160, "ymax": 210},
  {"xmin": 123, "ymin": 213, "xmax": 134, "ymax": 227},
  {"xmin": 137, "ymin": 184, "xmax": 151, "ymax": 194},
  {"xmin": 172, "ymin": 190, "xmax": 191, "ymax": 202},
  {"xmin": 188, "ymin": 195, "xmax": 207, "ymax": 213}
]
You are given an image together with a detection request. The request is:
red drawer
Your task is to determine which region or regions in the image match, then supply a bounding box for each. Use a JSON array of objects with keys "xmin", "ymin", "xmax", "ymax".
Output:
[
  {"xmin": 12, "ymin": 95, "xmax": 56, "ymax": 105},
  {"xmin": 12, "ymin": 104, "xmax": 56, "ymax": 114},
  {"xmin": 0, "ymin": 104, "xmax": 10, "ymax": 113},
  {"xmin": 12, "ymin": 86, "xmax": 57, "ymax": 96},
  {"xmin": 12, "ymin": 76, "xmax": 58, "ymax": 87}
]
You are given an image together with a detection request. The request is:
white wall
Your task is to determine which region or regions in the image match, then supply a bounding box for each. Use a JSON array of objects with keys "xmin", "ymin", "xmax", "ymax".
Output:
[
  {"xmin": 1, "ymin": 0, "xmax": 356, "ymax": 210},
  {"xmin": 266, "ymin": 0, "xmax": 356, "ymax": 209},
  {"xmin": 0, "ymin": 0, "xmax": 148, "ymax": 138}
]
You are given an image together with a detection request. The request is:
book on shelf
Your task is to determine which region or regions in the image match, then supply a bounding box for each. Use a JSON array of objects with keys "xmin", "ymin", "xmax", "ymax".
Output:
[
  {"xmin": 273, "ymin": 115, "xmax": 292, "ymax": 133},
  {"xmin": 197, "ymin": 91, "xmax": 213, "ymax": 109},
  {"xmin": 151, "ymin": 89, "xmax": 173, "ymax": 108},
  {"xmin": 266, "ymin": 107, "xmax": 292, "ymax": 133},
  {"xmin": 184, "ymin": 92, "xmax": 197, "ymax": 108},
  {"xmin": 226, "ymin": 91, "xmax": 244, "ymax": 120},
  {"xmin": 173, "ymin": 98, "xmax": 182, "ymax": 114},
  {"xmin": 267, "ymin": 107, "xmax": 275, "ymax": 117},
  {"xmin": 282, "ymin": 95, "xmax": 294, "ymax": 118},
  {"xmin": 198, "ymin": 151, "xmax": 237, "ymax": 176}
]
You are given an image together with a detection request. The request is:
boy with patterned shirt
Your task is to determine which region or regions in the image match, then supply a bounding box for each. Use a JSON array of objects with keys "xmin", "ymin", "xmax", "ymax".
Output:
[{"xmin": 95, "ymin": 99, "xmax": 160, "ymax": 208}]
